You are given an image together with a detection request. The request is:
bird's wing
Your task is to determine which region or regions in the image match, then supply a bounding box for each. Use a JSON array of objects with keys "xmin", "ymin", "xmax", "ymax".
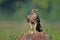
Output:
[
  {"xmin": 26, "ymin": 15, "xmax": 30, "ymax": 22},
  {"xmin": 37, "ymin": 15, "xmax": 40, "ymax": 23}
]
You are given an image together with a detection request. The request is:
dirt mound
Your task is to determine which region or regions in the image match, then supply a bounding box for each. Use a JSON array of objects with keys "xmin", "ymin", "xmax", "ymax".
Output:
[{"xmin": 18, "ymin": 32, "xmax": 49, "ymax": 40}]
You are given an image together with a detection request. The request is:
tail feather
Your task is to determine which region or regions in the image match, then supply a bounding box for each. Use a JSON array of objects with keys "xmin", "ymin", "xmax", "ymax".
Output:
[{"xmin": 36, "ymin": 23, "xmax": 43, "ymax": 32}]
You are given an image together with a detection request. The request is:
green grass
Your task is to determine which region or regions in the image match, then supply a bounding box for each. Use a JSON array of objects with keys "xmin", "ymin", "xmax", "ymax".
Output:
[
  {"xmin": 0, "ymin": 20, "xmax": 29, "ymax": 40},
  {"xmin": 0, "ymin": 20, "xmax": 60, "ymax": 40},
  {"xmin": 43, "ymin": 23, "xmax": 60, "ymax": 40}
]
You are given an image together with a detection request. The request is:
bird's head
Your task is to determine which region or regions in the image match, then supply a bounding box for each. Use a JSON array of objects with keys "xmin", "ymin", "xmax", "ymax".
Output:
[{"xmin": 31, "ymin": 8, "xmax": 38, "ymax": 13}]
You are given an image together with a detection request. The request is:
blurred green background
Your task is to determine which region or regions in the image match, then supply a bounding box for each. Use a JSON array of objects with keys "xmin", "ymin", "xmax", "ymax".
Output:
[{"xmin": 0, "ymin": 0, "xmax": 60, "ymax": 40}]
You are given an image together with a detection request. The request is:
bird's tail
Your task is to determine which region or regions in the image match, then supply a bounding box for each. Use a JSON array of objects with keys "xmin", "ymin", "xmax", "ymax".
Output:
[{"xmin": 36, "ymin": 22, "xmax": 43, "ymax": 32}]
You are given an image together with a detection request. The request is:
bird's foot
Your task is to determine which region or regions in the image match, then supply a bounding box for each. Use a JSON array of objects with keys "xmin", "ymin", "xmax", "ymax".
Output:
[
  {"xmin": 28, "ymin": 30, "xmax": 33, "ymax": 34},
  {"xmin": 34, "ymin": 29, "xmax": 37, "ymax": 33}
]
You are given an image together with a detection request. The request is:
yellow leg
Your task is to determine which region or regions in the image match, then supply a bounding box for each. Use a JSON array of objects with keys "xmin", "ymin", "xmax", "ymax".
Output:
[
  {"xmin": 29, "ymin": 22, "xmax": 33, "ymax": 33},
  {"xmin": 34, "ymin": 22, "xmax": 37, "ymax": 33}
]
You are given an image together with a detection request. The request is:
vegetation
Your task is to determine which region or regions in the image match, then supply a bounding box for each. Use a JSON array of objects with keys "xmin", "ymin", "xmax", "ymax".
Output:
[
  {"xmin": 0, "ymin": 20, "xmax": 60, "ymax": 40},
  {"xmin": 0, "ymin": 0, "xmax": 60, "ymax": 21},
  {"xmin": 0, "ymin": 0, "xmax": 60, "ymax": 40}
]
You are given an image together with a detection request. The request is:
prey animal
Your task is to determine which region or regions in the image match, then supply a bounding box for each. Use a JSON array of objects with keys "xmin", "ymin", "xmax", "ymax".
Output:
[{"xmin": 27, "ymin": 9, "xmax": 42, "ymax": 33}]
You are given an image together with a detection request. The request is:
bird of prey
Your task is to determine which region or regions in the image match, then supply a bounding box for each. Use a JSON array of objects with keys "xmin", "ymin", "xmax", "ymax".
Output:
[{"xmin": 27, "ymin": 9, "xmax": 42, "ymax": 33}]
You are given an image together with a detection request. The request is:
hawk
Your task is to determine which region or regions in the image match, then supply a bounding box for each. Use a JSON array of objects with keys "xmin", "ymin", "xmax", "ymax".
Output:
[{"xmin": 27, "ymin": 9, "xmax": 42, "ymax": 33}]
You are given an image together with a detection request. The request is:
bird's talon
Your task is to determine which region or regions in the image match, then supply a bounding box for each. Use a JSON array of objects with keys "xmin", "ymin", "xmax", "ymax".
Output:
[
  {"xmin": 29, "ymin": 30, "xmax": 33, "ymax": 33},
  {"xmin": 34, "ymin": 30, "xmax": 37, "ymax": 33}
]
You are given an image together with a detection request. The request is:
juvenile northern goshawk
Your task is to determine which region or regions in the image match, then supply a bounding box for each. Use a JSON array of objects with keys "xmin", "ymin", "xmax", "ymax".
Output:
[{"xmin": 27, "ymin": 9, "xmax": 42, "ymax": 33}]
